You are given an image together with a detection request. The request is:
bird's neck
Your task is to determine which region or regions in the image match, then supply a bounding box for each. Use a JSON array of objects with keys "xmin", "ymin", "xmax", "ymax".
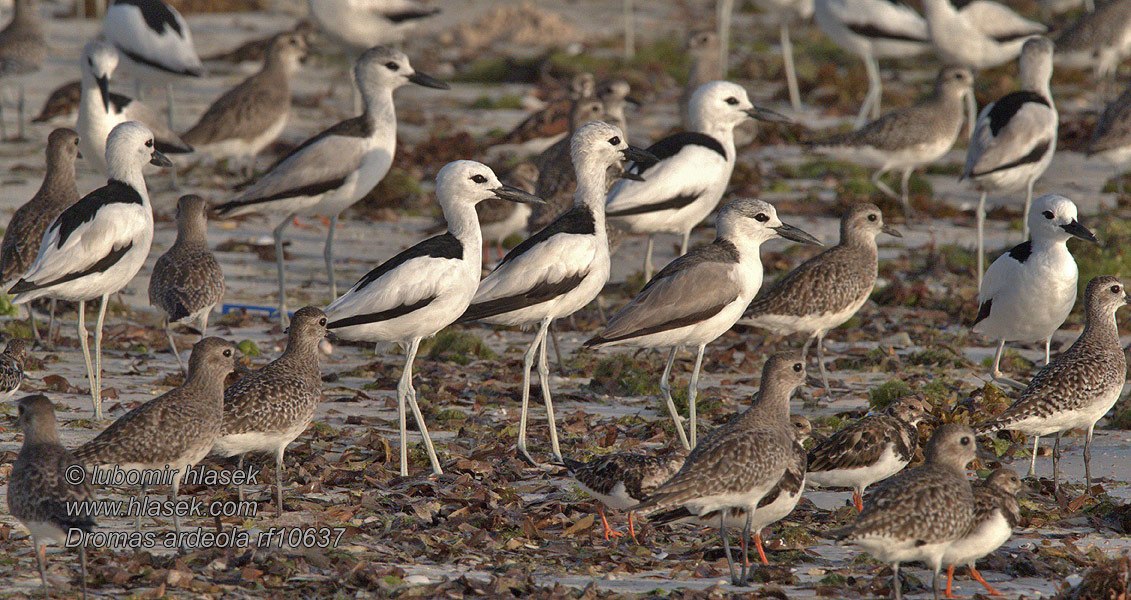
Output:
[
  {"xmin": 575, "ymin": 161, "xmax": 610, "ymax": 221},
  {"xmin": 22, "ymin": 423, "xmax": 60, "ymax": 446},
  {"xmin": 1023, "ymin": 76, "xmax": 1052, "ymax": 101},
  {"xmin": 261, "ymin": 52, "xmax": 297, "ymax": 86},
  {"xmin": 360, "ymin": 85, "xmax": 396, "ymax": 133},
  {"xmin": 279, "ymin": 336, "xmax": 323, "ymax": 373},
  {"xmin": 175, "ymin": 215, "xmax": 208, "ymax": 247},
  {"xmin": 743, "ymin": 389, "xmax": 791, "ymax": 427},
  {"xmin": 442, "ymin": 202, "xmax": 482, "ymax": 261},
  {"xmin": 922, "ymin": 0, "xmax": 957, "ymax": 19},
  {"xmin": 183, "ymin": 368, "xmax": 228, "ymax": 401},
  {"xmin": 691, "ymin": 121, "xmax": 735, "ymax": 161},
  {"xmin": 1081, "ymin": 306, "xmax": 1121, "ymax": 348},
  {"xmin": 37, "ymin": 158, "xmax": 77, "ymax": 208},
  {"xmin": 841, "ymin": 229, "xmax": 879, "ymax": 253}
]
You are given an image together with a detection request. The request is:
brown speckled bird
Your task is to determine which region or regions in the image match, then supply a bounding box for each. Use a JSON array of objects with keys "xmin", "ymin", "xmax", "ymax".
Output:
[{"xmin": 943, "ymin": 467, "xmax": 1022, "ymax": 597}]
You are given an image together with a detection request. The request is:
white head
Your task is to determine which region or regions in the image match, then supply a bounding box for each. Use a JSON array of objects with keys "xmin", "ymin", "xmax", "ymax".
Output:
[
  {"xmin": 105, "ymin": 121, "xmax": 172, "ymax": 182},
  {"xmin": 82, "ymin": 40, "xmax": 119, "ymax": 110},
  {"xmin": 1019, "ymin": 36, "xmax": 1054, "ymax": 93},
  {"xmin": 354, "ymin": 46, "xmax": 448, "ymax": 102},
  {"xmin": 569, "ymin": 121, "xmax": 655, "ymax": 189},
  {"xmin": 715, "ymin": 198, "xmax": 822, "ymax": 249},
  {"xmin": 688, "ymin": 81, "xmax": 789, "ymax": 135},
  {"xmin": 435, "ymin": 160, "xmax": 543, "ymax": 213},
  {"xmin": 1028, "ymin": 194, "xmax": 1096, "ymax": 244}
]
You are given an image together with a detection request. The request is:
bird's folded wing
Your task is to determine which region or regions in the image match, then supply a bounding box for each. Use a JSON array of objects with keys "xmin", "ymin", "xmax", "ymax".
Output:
[
  {"xmin": 471, "ymin": 232, "xmax": 597, "ymax": 304},
  {"xmin": 230, "ymin": 132, "xmax": 369, "ymax": 206},
  {"xmin": 18, "ymin": 203, "xmax": 145, "ymax": 288},
  {"xmin": 606, "ymin": 144, "xmax": 721, "ymax": 214},
  {"xmin": 327, "ymin": 257, "xmax": 464, "ymax": 327},
  {"xmin": 959, "ymin": 1, "xmax": 1046, "ymax": 40},
  {"xmin": 967, "ymin": 102, "xmax": 1054, "ymax": 177}
]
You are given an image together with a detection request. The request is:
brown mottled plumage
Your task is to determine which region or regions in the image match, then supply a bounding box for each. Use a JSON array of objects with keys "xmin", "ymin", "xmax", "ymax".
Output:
[
  {"xmin": 32, "ymin": 80, "xmax": 80, "ymax": 123},
  {"xmin": 943, "ymin": 468, "xmax": 1022, "ymax": 597},
  {"xmin": 563, "ymin": 447, "xmax": 686, "ymax": 541},
  {"xmin": 742, "ymin": 203, "xmax": 900, "ymax": 395},
  {"xmin": 212, "ymin": 307, "xmax": 327, "ymax": 513},
  {"xmin": 497, "ymin": 72, "xmax": 595, "ymax": 146},
  {"xmin": 835, "ymin": 424, "xmax": 977, "ymax": 600},
  {"xmin": 977, "ymin": 275, "xmax": 1127, "ymax": 491},
  {"xmin": 0, "ymin": 337, "xmax": 28, "ymax": 400}
]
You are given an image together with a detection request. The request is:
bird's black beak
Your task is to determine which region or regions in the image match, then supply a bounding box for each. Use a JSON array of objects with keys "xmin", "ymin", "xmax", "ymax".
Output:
[
  {"xmin": 882, "ymin": 225, "xmax": 903, "ymax": 238},
  {"xmin": 621, "ymin": 145, "xmax": 658, "ymax": 165},
  {"xmin": 774, "ymin": 222, "xmax": 822, "ymax": 246},
  {"xmin": 746, "ymin": 105, "xmax": 791, "ymax": 124},
  {"xmin": 96, "ymin": 75, "xmax": 110, "ymax": 112},
  {"xmin": 625, "ymin": 95, "xmax": 643, "ymax": 109},
  {"xmin": 619, "ymin": 170, "xmax": 646, "ymax": 181},
  {"xmin": 493, "ymin": 184, "xmax": 544, "ymax": 204},
  {"xmin": 975, "ymin": 444, "xmax": 997, "ymax": 462},
  {"xmin": 408, "ymin": 71, "xmax": 449, "ymax": 90},
  {"xmin": 234, "ymin": 361, "xmax": 253, "ymax": 376},
  {"xmin": 76, "ymin": 149, "xmax": 83, "ymax": 159},
  {"xmin": 150, "ymin": 150, "xmax": 172, "ymax": 167},
  {"xmin": 1061, "ymin": 220, "xmax": 1097, "ymax": 243},
  {"xmin": 805, "ymin": 375, "xmax": 823, "ymax": 388}
]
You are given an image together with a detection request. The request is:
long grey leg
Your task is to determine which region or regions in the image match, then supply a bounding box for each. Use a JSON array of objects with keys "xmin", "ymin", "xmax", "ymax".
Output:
[
  {"xmin": 1052, "ymin": 433, "xmax": 1061, "ymax": 492},
  {"xmin": 931, "ymin": 564, "xmax": 942, "ymax": 600},
  {"xmin": 680, "ymin": 230, "xmax": 690, "ymax": 256},
  {"xmin": 273, "ymin": 215, "xmax": 294, "ymax": 326},
  {"xmin": 172, "ymin": 471, "xmax": 182, "ymax": 543},
  {"xmin": 893, "ymin": 562, "xmax": 902, "ymax": 600},
  {"xmin": 976, "ymin": 191, "xmax": 987, "ymax": 292},
  {"xmin": 855, "ymin": 53, "xmax": 881, "ymax": 128},
  {"xmin": 94, "ymin": 294, "xmax": 108, "ymax": 419},
  {"xmin": 1022, "ymin": 179, "xmax": 1034, "ymax": 240},
  {"xmin": 535, "ymin": 318, "xmax": 562, "ymax": 462},
  {"xmin": 165, "ymin": 317, "xmax": 186, "ymax": 376},
  {"xmin": 136, "ymin": 484, "xmax": 146, "ymax": 532},
  {"xmin": 899, "ymin": 168, "xmax": 913, "ymax": 216},
  {"xmin": 687, "ymin": 344, "xmax": 705, "ymax": 448},
  {"xmin": 871, "ymin": 167, "xmax": 897, "ymax": 199},
  {"xmin": 237, "ymin": 455, "xmax": 245, "ymax": 502},
  {"xmin": 1028, "ymin": 435, "xmax": 1040, "ymax": 478},
  {"xmin": 781, "ymin": 21, "xmax": 801, "ymax": 112},
  {"xmin": 1044, "ymin": 337, "xmax": 1052, "ymax": 366},
  {"xmin": 740, "ymin": 510, "xmax": 753, "ymax": 585},
  {"xmin": 990, "ymin": 340, "xmax": 1025, "ymax": 389},
  {"xmin": 660, "ymin": 347, "xmax": 690, "ymax": 450},
  {"xmin": 816, "ymin": 333, "xmax": 831, "ymax": 396},
  {"xmin": 1085, "ymin": 424, "xmax": 1094, "ymax": 489},
  {"xmin": 33, "ymin": 538, "xmax": 46, "ymax": 595},
  {"xmin": 78, "ymin": 301, "xmax": 97, "ymax": 418},
  {"xmin": 643, "ymin": 235, "xmax": 654, "ymax": 281},
  {"xmin": 324, "ymin": 215, "xmax": 338, "ymax": 298},
  {"xmin": 275, "ymin": 451, "xmax": 285, "ymax": 514},
  {"xmin": 47, "ymin": 299, "xmax": 56, "ymax": 347},
  {"xmin": 402, "ymin": 338, "xmax": 442, "ymax": 475},
  {"xmin": 965, "ymin": 89, "xmax": 977, "ymax": 142},
  {"xmin": 721, "ymin": 510, "xmax": 738, "ymax": 586},
  {"xmin": 517, "ymin": 323, "xmax": 546, "ymax": 464}
]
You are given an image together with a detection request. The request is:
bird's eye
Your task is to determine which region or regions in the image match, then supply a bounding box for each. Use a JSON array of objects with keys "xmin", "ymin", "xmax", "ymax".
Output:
[
  {"xmin": 961, "ymin": 436, "xmax": 971, "ymax": 445},
  {"xmin": 792, "ymin": 363, "xmax": 802, "ymax": 372},
  {"xmin": 471, "ymin": 174, "xmax": 487, "ymax": 184},
  {"xmin": 725, "ymin": 97, "xmax": 739, "ymax": 105},
  {"xmin": 608, "ymin": 136, "xmax": 620, "ymax": 146},
  {"xmin": 145, "ymin": 139, "xmax": 153, "ymax": 148},
  {"xmin": 1112, "ymin": 285, "xmax": 1122, "ymax": 294},
  {"xmin": 223, "ymin": 349, "xmax": 232, "ymax": 357},
  {"xmin": 1043, "ymin": 211, "xmax": 1054, "ymax": 219},
  {"xmin": 385, "ymin": 61, "xmax": 399, "ymax": 71},
  {"xmin": 755, "ymin": 213, "xmax": 769, "ymax": 222},
  {"xmin": 868, "ymin": 214, "xmax": 877, "ymax": 221},
  {"xmin": 319, "ymin": 317, "xmax": 327, "ymax": 326}
]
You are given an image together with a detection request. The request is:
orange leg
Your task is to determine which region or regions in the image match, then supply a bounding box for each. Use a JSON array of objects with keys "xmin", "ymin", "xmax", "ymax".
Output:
[
  {"xmin": 969, "ymin": 567, "xmax": 1002, "ymax": 596},
  {"xmin": 852, "ymin": 491, "xmax": 864, "ymax": 512},
  {"xmin": 628, "ymin": 511, "xmax": 639, "ymax": 544},
  {"xmin": 944, "ymin": 565, "xmax": 964, "ymax": 599},
  {"xmin": 597, "ymin": 505, "xmax": 624, "ymax": 541},
  {"xmin": 754, "ymin": 530, "xmax": 769, "ymax": 565}
]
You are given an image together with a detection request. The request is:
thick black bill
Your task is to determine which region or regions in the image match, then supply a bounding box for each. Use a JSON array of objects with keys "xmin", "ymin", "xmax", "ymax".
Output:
[
  {"xmin": 96, "ymin": 75, "xmax": 110, "ymax": 112},
  {"xmin": 774, "ymin": 222, "xmax": 822, "ymax": 246},
  {"xmin": 619, "ymin": 170, "xmax": 646, "ymax": 181},
  {"xmin": 746, "ymin": 105, "xmax": 791, "ymax": 124},
  {"xmin": 1061, "ymin": 220, "xmax": 1097, "ymax": 243},
  {"xmin": 882, "ymin": 225, "xmax": 903, "ymax": 238},
  {"xmin": 150, "ymin": 150, "xmax": 173, "ymax": 167},
  {"xmin": 975, "ymin": 444, "xmax": 997, "ymax": 462},
  {"xmin": 493, "ymin": 184, "xmax": 544, "ymax": 204},
  {"xmin": 805, "ymin": 375, "xmax": 824, "ymax": 388},
  {"xmin": 622, "ymin": 145, "xmax": 658, "ymax": 165},
  {"xmin": 408, "ymin": 71, "xmax": 450, "ymax": 90},
  {"xmin": 625, "ymin": 95, "xmax": 643, "ymax": 108}
]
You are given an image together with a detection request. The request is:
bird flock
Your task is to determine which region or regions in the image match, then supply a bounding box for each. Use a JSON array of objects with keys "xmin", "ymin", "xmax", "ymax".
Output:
[{"xmin": 0, "ymin": 0, "xmax": 1126, "ymax": 598}]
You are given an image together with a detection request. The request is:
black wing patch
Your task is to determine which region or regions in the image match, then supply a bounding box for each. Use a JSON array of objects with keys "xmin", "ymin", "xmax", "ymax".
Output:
[
  {"xmin": 10, "ymin": 242, "xmax": 134, "ymax": 294},
  {"xmin": 846, "ymin": 23, "xmax": 929, "ymax": 43},
  {"xmin": 585, "ymin": 304, "xmax": 731, "ymax": 346},
  {"xmin": 385, "ymin": 7, "xmax": 440, "ymax": 22},
  {"xmin": 108, "ymin": 92, "xmax": 132, "ymax": 113},
  {"xmin": 459, "ymin": 272, "xmax": 587, "ymax": 323},
  {"xmin": 629, "ymin": 132, "xmax": 726, "ymax": 175},
  {"xmin": 607, "ymin": 192, "xmax": 702, "ymax": 218},
  {"xmin": 971, "ymin": 139, "xmax": 1051, "ymax": 178},
  {"xmin": 973, "ymin": 298, "xmax": 992, "ymax": 327},
  {"xmin": 115, "ymin": 0, "xmax": 182, "ymax": 35},
  {"xmin": 215, "ymin": 177, "xmax": 348, "ymax": 214},
  {"xmin": 986, "ymin": 91, "xmax": 1050, "ymax": 136},
  {"xmin": 115, "ymin": 46, "xmax": 201, "ymax": 78},
  {"xmin": 327, "ymin": 297, "xmax": 437, "ymax": 329},
  {"xmin": 1007, "ymin": 240, "xmax": 1032, "ymax": 263},
  {"xmin": 352, "ymin": 233, "xmax": 463, "ymax": 292},
  {"xmin": 53, "ymin": 180, "xmax": 142, "ymax": 249},
  {"xmin": 496, "ymin": 204, "xmax": 595, "ymax": 268}
]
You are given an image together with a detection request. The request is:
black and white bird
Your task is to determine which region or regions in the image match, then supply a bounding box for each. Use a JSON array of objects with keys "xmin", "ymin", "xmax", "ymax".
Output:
[
  {"xmin": 962, "ymin": 36, "xmax": 1057, "ymax": 290},
  {"xmin": 77, "ymin": 40, "xmax": 192, "ymax": 177},
  {"xmin": 806, "ymin": 397, "xmax": 933, "ymax": 511},
  {"xmin": 212, "ymin": 307, "xmax": 327, "ymax": 513},
  {"xmin": 181, "ymin": 32, "xmax": 307, "ymax": 172},
  {"xmin": 741, "ymin": 203, "xmax": 899, "ymax": 396},
  {"xmin": 103, "ymin": 0, "xmax": 204, "ymax": 129},
  {"xmin": 0, "ymin": 128, "xmax": 80, "ymax": 343},
  {"xmin": 813, "ymin": 0, "xmax": 930, "ymax": 127},
  {"xmin": 8, "ymin": 121, "xmax": 172, "ymax": 420},
  {"xmin": 0, "ymin": 0, "xmax": 46, "ymax": 140},
  {"xmin": 561, "ymin": 447, "xmax": 687, "ymax": 542},
  {"xmin": 807, "ymin": 67, "xmax": 972, "ymax": 215},
  {"xmin": 73, "ymin": 338, "xmax": 238, "ymax": 537},
  {"xmin": 834, "ymin": 424, "xmax": 978, "ymax": 600},
  {"xmin": 647, "ymin": 415, "xmax": 812, "ymax": 566},
  {"xmin": 0, "ymin": 338, "xmax": 28, "ymax": 401},
  {"xmin": 633, "ymin": 351, "xmax": 806, "ymax": 586},
  {"xmin": 213, "ymin": 46, "xmax": 448, "ymax": 323},
  {"xmin": 605, "ymin": 80, "xmax": 790, "ymax": 279},
  {"xmin": 977, "ymin": 276, "xmax": 1128, "ymax": 491},
  {"xmin": 308, "ymin": 0, "xmax": 439, "ymax": 51},
  {"xmin": 148, "ymin": 195, "xmax": 226, "ymax": 375},
  {"xmin": 326, "ymin": 161, "xmax": 543, "ymax": 477},
  {"xmin": 7, "ymin": 395, "xmax": 96, "ymax": 599},
  {"xmin": 458, "ymin": 121, "xmax": 655, "ymax": 465},
  {"xmin": 942, "ymin": 468, "xmax": 1022, "ymax": 597},
  {"xmin": 974, "ymin": 194, "xmax": 1096, "ymax": 389},
  {"xmin": 587, "ymin": 198, "xmax": 820, "ymax": 449}
]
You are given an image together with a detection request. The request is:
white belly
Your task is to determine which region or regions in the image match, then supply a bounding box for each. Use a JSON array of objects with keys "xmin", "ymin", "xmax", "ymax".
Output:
[
  {"xmin": 807, "ymin": 443, "xmax": 908, "ymax": 492},
  {"xmin": 943, "ymin": 512, "xmax": 1012, "ymax": 566}
]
